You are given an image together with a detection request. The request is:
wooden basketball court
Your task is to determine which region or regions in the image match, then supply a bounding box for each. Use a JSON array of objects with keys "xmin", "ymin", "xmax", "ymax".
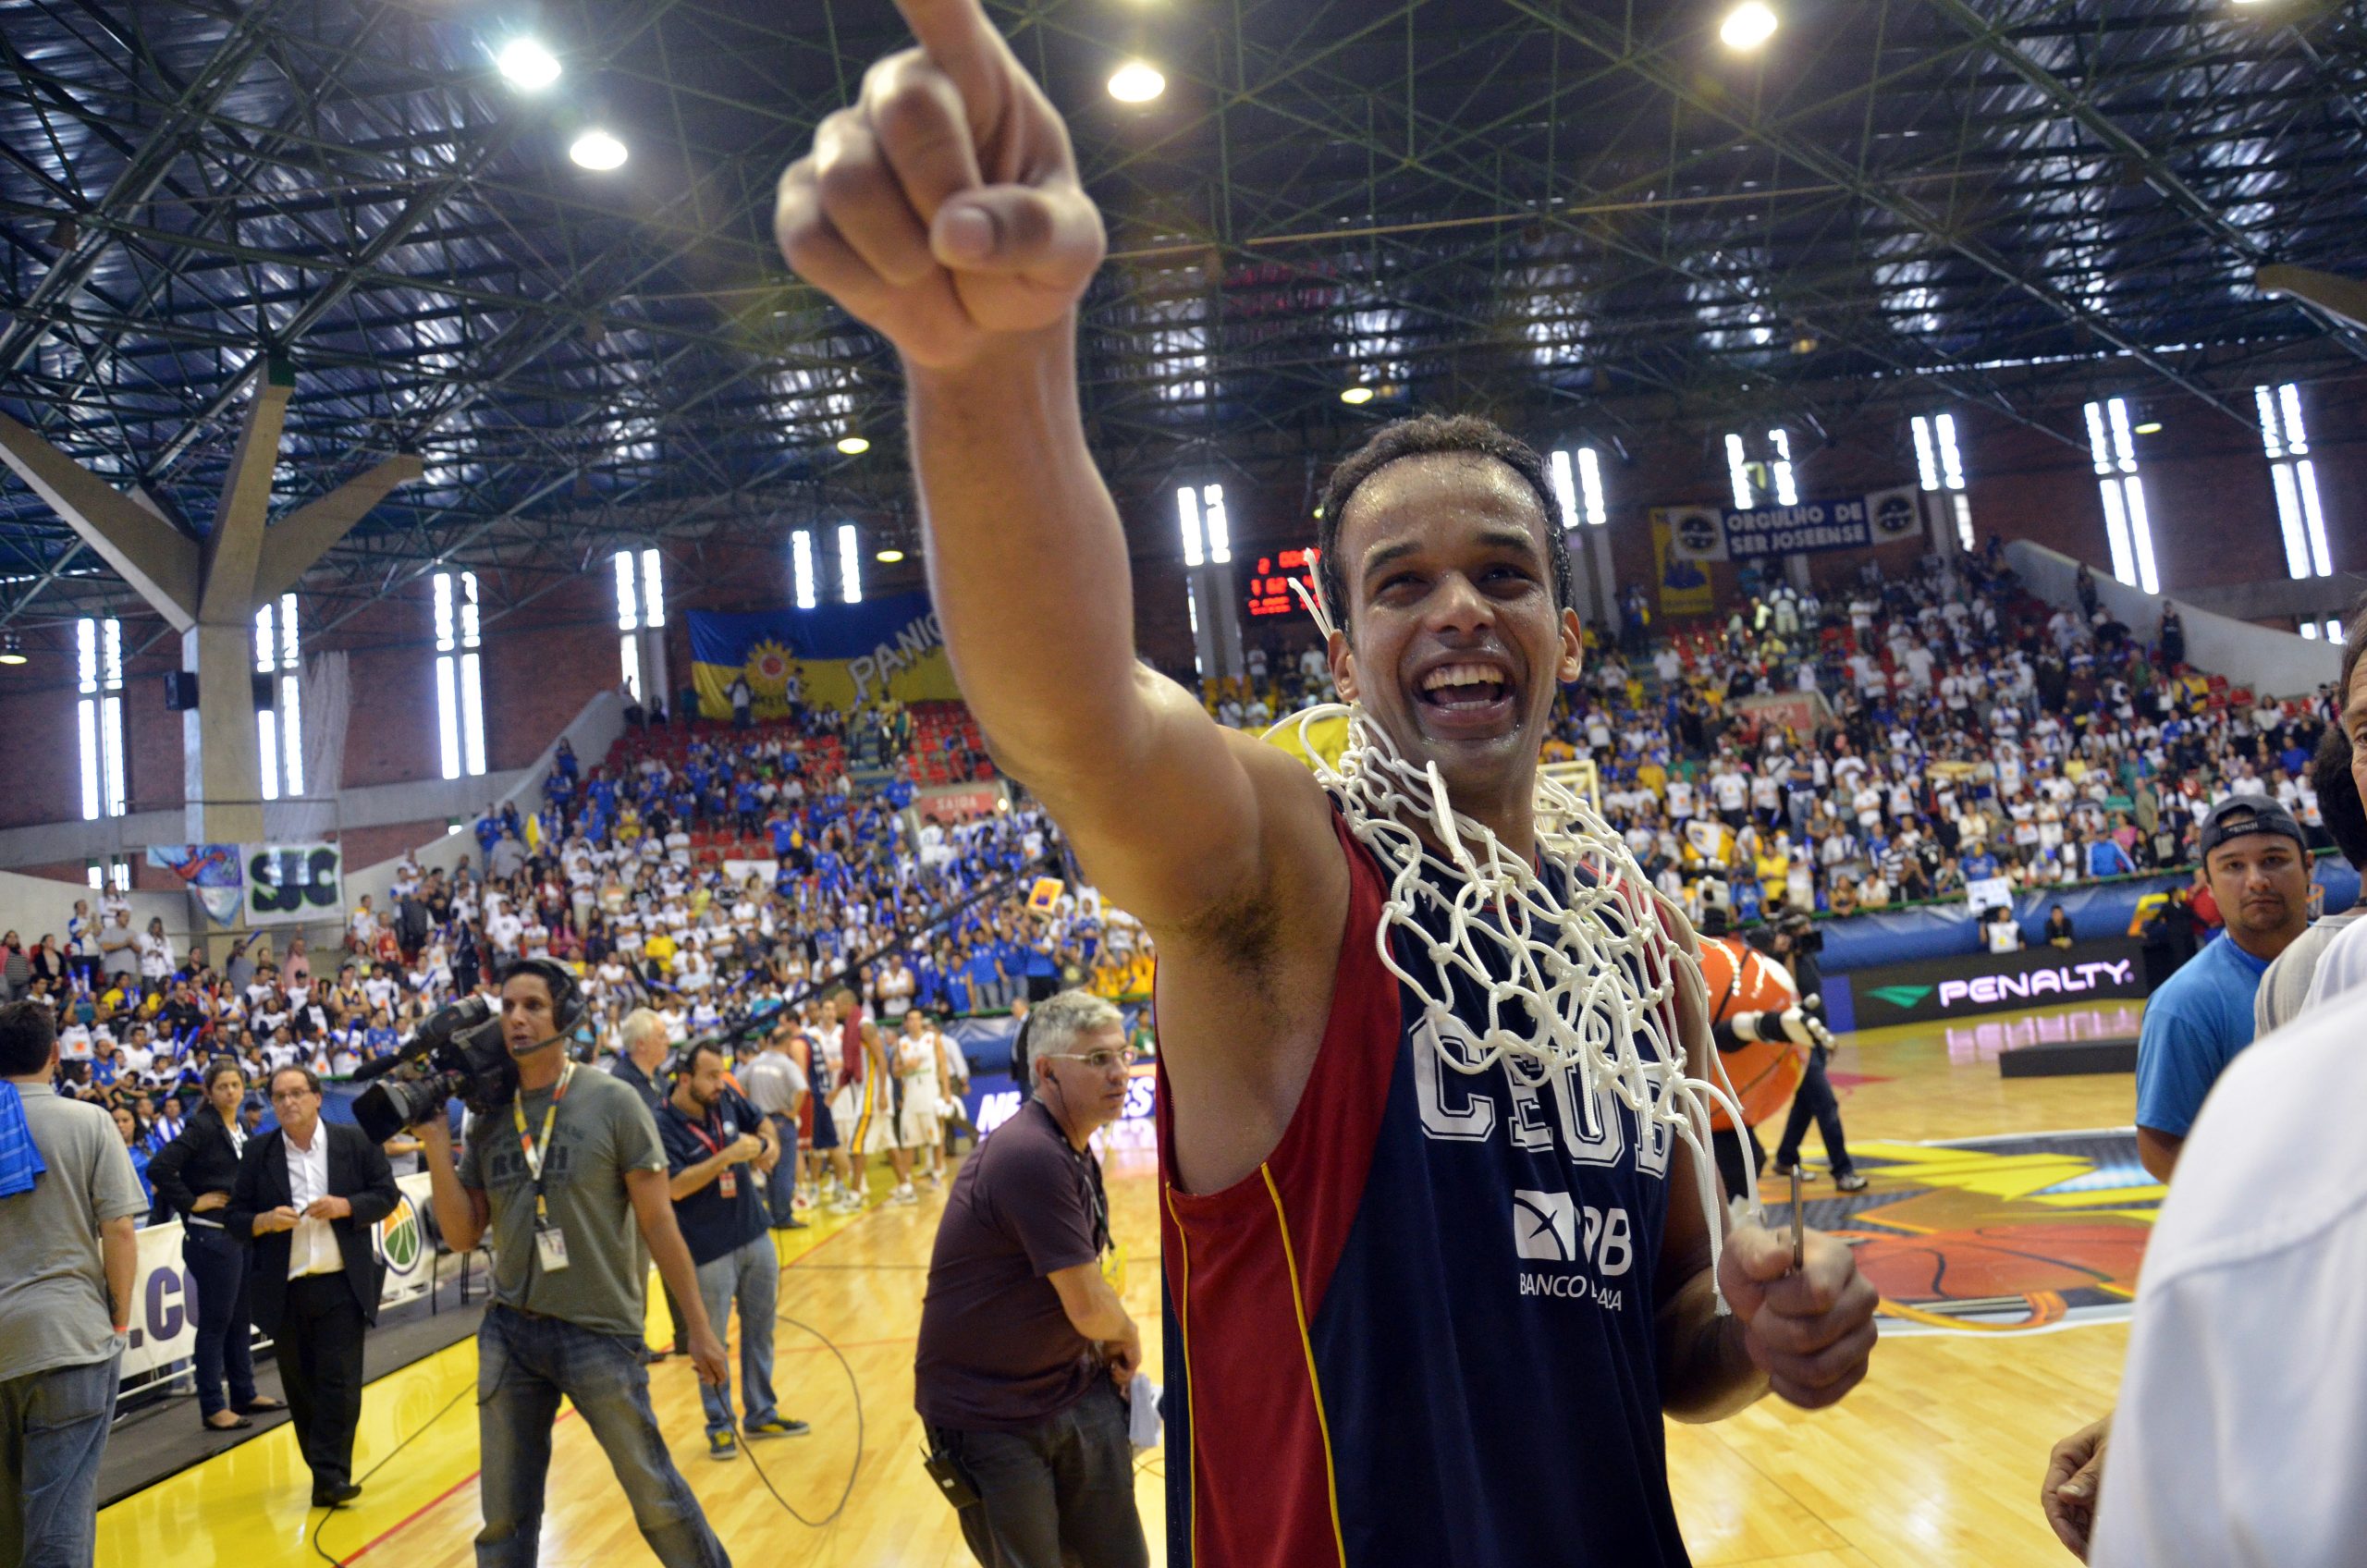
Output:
[{"xmin": 98, "ymin": 1001, "xmax": 2146, "ymax": 1568}]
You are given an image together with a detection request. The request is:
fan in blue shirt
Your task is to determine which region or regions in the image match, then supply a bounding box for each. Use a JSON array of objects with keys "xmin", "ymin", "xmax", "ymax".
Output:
[{"xmin": 2133, "ymin": 799, "xmax": 2313, "ymax": 1181}]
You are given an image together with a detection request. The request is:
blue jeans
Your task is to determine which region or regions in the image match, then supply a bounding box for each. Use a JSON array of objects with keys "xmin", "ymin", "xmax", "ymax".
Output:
[
  {"xmin": 693, "ymin": 1237, "xmax": 779, "ymax": 1439},
  {"xmin": 474, "ymin": 1305, "xmax": 728, "ymax": 1568},
  {"xmin": 762, "ymin": 1116, "xmax": 801, "ymax": 1228},
  {"xmin": 182, "ymin": 1225, "xmax": 256, "ymax": 1418},
  {"xmin": 0, "ymin": 1351, "xmax": 121, "ymax": 1568}
]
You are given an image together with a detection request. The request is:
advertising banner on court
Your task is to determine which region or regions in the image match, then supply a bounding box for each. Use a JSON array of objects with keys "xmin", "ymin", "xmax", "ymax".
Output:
[
  {"xmin": 375, "ymin": 1172, "xmax": 439, "ymax": 1309},
  {"xmin": 1650, "ymin": 510, "xmax": 1718, "ymax": 619},
  {"xmin": 1665, "ymin": 484, "xmax": 1923, "ymax": 561},
  {"xmin": 122, "ymin": 1220, "xmax": 203, "ymax": 1379},
  {"xmin": 1848, "ymin": 937, "xmax": 2147, "ymax": 1027},
  {"xmin": 689, "ymin": 592, "xmax": 960, "ymax": 720},
  {"xmin": 122, "ymin": 1173, "xmax": 449, "ymax": 1388},
  {"xmin": 243, "ymin": 842, "xmax": 343, "ymax": 926}
]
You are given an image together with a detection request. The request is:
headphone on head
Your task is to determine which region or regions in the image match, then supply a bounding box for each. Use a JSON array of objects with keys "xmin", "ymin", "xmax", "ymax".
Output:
[{"xmin": 502, "ymin": 956, "xmax": 587, "ymax": 1040}]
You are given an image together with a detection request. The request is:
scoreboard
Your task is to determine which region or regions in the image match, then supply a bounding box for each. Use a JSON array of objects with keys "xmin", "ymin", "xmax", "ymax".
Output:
[{"xmin": 1245, "ymin": 545, "xmax": 1320, "ymax": 619}]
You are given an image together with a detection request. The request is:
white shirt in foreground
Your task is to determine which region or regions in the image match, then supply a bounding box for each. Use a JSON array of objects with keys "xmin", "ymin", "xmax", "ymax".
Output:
[
  {"xmin": 283, "ymin": 1127, "xmax": 343, "ymax": 1280},
  {"xmin": 2298, "ymin": 913, "xmax": 2367, "ymax": 1017},
  {"xmin": 2090, "ymin": 990, "xmax": 2367, "ymax": 1568}
]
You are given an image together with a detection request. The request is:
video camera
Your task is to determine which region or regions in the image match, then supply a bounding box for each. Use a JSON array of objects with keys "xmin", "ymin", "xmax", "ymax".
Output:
[
  {"xmin": 1753, "ymin": 904, "xmax": 1822, "ymax": 957},
  {"xmin": 349, "ymin": 996, "xmax": 520, "ymax": 1144}
]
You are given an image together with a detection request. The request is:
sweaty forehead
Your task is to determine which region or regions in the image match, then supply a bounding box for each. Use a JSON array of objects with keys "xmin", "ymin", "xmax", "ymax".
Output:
[{"xmin": 1339, "ymin": 453, "xmax": 1551, "ymax": 573}]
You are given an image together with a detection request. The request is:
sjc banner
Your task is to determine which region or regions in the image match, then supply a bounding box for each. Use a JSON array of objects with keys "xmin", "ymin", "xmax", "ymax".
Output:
[
  {"xmin": 1663, "ymin": 484, "xmax": 1923, "ymax": 561},
  {"xmin": 689, "ymin": 591, "xmax": 960, "ymax": 718}
]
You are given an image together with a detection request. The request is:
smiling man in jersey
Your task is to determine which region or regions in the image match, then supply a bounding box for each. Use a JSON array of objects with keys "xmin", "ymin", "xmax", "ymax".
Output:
[{"xmin": 775, "ymin": 4, "xmax": 1880, "ymax": 1563}]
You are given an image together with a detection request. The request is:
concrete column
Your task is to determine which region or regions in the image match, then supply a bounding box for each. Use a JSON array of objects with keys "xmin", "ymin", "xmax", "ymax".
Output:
[
  {"xmin": 1586, "ymin": 528, "xmax": 1617, "ymax": 635},
  {"xmin": 183, "ymin": 621, "xmax": 264, "ymax": 844},
  {"xmin": 0, "ymin": 359, "xmax": 414, "ymax": 852},
  {"xmin": 1187, "ymin": 559, "xmax": 1245, "ymax": 683}
]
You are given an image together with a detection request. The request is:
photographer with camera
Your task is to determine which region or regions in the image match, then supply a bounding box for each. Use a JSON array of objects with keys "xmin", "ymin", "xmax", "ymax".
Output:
[
  {"xmin": 1757, "ymin": 900, "xmax": 1867, "ymax": 1194},
  {"xmin": 410, "ymin": 959, "xmax": 733, "ymax": 1568}
]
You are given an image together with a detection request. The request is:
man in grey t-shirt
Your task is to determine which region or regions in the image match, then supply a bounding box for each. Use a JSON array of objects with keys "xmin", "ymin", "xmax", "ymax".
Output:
[
  {"xmin": 417, "ymin": 959, "xmax": 730, "ymax": 1568},
  {"xmin": 740, "ymin": 1023, "xmax": 808, "ymax": 1231},
  {"xmin": 0, "ymin": 1001, "xmax": 143, "ymax": 1568}
]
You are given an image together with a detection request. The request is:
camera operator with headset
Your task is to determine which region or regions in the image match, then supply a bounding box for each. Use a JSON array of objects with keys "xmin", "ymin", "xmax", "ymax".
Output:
[
  {"xmin": 411, "ymin": 957, "xmax": 733, "ymax": 1568},
  {"xmin": 1755, "ymin": 898, "xmax": 1867, "ymax": 1194}
]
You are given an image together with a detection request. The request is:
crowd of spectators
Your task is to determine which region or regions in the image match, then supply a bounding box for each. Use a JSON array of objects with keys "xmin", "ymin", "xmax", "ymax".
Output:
[
  {"xmin": 6, "ymin": 539, "xmax": 2345, "ymax": 1205},
  {"xmin": 0, "ymin": 702, "xmax": 1154, "ymax": 1219},
  {"xmin": 1204, "ymin": 540, "xmax": 2345, "ymax": 927}
]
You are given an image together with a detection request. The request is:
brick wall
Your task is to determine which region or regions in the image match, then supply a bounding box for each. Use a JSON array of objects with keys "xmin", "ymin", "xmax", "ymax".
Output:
[{"xmin": 5, "ymin": 375, "xmax": 2359, "ymax": 849}]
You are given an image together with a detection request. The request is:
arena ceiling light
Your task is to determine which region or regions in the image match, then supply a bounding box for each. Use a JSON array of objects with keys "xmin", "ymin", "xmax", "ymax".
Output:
[
  {"xmin": 876, "ymin": 548, "xmax": 906, "ymax": 563},
  {"xmin": 836, "ymin": 435, "xmax": 871, "ymax": 455},
  {"xmin": 496, "ymin": 37, "xmax": 561, "ymax": 92},
  {"xmin": 569, "ymin": 129, "xmax": 628, "ymax": 171},
  {"xmin": 1108, "ymin": 60, "xmax": 1166, "ymax": 103},
  {"xmin": 0, "ymin": 632, "xmax": 24, "ymax": 666},
  {"xmin": 1340, "ymin": 385, "xmax": 1375, "ymax": 405},
  {"xmin": 1719, "ymin": 0, "xmax": 1780, "ymax": 51}
]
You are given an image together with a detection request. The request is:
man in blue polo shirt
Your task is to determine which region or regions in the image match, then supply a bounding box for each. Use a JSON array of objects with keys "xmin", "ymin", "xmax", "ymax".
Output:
[
  {"xmin": 2133, "ymin": 797, "xmax": 2312, "ymax": 1182},
  {"xmin": 659, "ymin": 1040, "xmax": 806, "ymax": 1462}
]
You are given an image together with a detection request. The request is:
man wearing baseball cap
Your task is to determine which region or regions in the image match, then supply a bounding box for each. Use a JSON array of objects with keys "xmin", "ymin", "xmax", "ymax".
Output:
[{"xmin": 2132, "ymin": 795, "xmax": 2312, "ymax": 1182}]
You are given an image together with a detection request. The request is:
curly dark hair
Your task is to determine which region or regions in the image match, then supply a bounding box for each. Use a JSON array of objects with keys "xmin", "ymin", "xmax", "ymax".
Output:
[
  {"xmin": 1313, "ymin": 413, "xmax": 1575, "ymax": 635},
  {"xmin": 2342, "ymin": 594, "xmax": 2367, "ymax": 714},
  {"xmin": 2312, "ymin": 723, "xmax": 2366, "ymax": 872}
]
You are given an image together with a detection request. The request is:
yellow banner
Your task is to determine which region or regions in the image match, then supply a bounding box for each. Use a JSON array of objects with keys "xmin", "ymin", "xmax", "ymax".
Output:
[{"xmin": 1650, "ymin": 509, "xmax": 1718, "ymax": 619}]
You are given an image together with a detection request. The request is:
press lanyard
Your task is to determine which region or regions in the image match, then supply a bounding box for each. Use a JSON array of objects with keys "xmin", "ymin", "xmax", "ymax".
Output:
[
  {"xmin": 686, "ymin": 1103, "xmax": 747, "ymax": 1203},
  {"xmin": 682, "ymin": 1106, "xmax": 728, "ymax": 1158},
  {"xmin": 512, "ymin": 1059, "xmax": 575, "ymax": 1226}
]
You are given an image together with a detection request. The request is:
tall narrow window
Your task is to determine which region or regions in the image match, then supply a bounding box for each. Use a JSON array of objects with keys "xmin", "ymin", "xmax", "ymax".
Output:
[
  {"xmin": 433, "ymin": 570, "xmax": 486, "ymax": 778},
  {"xmin": 1176, "ymin": 486, "xmax": 1206, "ymax": 567},
  {"xmin": 2256, "ymin": 383, "xmax": 2332, "ymax": 579},
  {"xmin": 641, "ymin": 548, "xmax": 666, "ymax": 627},
  {"xmin": 2083, "ymin": 398, "xmax": 2158, "ymax": 594},
  {"xmin": 1723, "ymin": 433, "xmax": 1752, "ymax": 510},
  {"xmin": 615, "ymin": 550, "xmax": 641, "ymax": 699},
  {"xmin": 1768, "ymin": 428, "xmax": 1799, "ymax": 507},
  {"xmin": 838, "ymin": 523, "xmax": 863, "ymax": 605},
  {"xmin": 256, "ymin": 604, "xmax": 278, "ymax": 801},
  {"xmin": 1549, "ymin": 448, "xmax": 1609, "ymax": 529},
  {"xmin": 791, "ymin": 532, "xmax": 817, "ymax": 610},
  {"xmin": 1911, "ymin": 413, "xmax": 1975, "ymax": 551},
  {"xmin": 277, "ymin": 594, "xmax": 303, "ymax": 797},
  {"xmin": 75, "ymin": 617, "xmax": 124, "ymax": 820},
  {"xmin": 1201, "ymin": 484, "xmax": 1232, "ymax": 564}
]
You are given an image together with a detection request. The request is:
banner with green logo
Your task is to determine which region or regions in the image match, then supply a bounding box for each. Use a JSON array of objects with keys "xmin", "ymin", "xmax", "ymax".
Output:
[{"xmin": 1845, "ymin": 937, "xmax": 2148, "ymax": 1028}]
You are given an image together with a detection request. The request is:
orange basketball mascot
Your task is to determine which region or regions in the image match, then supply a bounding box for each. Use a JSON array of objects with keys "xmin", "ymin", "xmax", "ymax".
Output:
[{"xmin": 1693, "ymin": 907, "xmax": 1828, "ymax": 1206}]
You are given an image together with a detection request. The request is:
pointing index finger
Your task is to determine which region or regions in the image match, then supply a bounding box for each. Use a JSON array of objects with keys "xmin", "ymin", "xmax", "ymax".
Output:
[{"xmin": 893, "ymin": 0, "xmax": 1007, "ymax": 110}]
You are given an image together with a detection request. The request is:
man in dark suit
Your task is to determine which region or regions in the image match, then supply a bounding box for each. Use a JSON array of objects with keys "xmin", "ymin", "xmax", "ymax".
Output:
[{"xmin": 227, "ymin": 1065, "xmax": 399, "ymax": 1508}]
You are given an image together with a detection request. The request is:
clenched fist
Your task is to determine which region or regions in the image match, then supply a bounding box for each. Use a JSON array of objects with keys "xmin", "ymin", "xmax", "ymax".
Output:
[
  {"xmin": 774, "ymin": 0, "xmax": 1106, "ymax": 370},
  {"xmin": 1718, "ymin": 1222, "xmax": 1880, "ymax": 1410}
]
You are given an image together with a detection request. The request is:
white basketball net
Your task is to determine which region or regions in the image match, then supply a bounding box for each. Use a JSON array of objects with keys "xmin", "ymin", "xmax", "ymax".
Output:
[{"xmin": 1270, "ymin": 586, "xmax": 1755, "ymax": 1303}]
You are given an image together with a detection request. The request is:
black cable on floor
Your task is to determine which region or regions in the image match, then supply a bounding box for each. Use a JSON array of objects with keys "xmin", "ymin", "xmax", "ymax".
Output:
[
  {"xmin": 306, "ymin": 1280, "xmax": 865, "ymax": 1559},
  {"xmin": 733, "ymin": 1306, "xmax": 865, "ymax": 1530},
  {"xmin": 307, "ymin": 1378, "xmax": 476, "ymax": 1567}
]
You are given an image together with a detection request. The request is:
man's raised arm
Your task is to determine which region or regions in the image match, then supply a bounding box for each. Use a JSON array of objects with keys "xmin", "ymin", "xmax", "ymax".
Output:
[{"xmin": 774, "ymin": 0, "xmax": 1310, "ymax": 929}]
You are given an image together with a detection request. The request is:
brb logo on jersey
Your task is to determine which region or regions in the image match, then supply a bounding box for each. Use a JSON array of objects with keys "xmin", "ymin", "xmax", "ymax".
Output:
[{"xmin": 1514, "ymin": 1188, "xmax": 1634, "ymax": 1309}]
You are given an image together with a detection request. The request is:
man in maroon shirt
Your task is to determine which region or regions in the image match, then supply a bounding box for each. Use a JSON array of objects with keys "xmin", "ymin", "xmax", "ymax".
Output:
[{"xmin": 914, "ymin": 990, "xmax": 1146, "ymax": 1568}]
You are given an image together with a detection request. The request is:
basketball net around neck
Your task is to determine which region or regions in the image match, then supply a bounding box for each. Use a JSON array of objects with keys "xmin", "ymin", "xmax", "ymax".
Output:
[{"xmin": 1271, "ymin": 582, "xmax": 1753, "ymax": 1306}]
